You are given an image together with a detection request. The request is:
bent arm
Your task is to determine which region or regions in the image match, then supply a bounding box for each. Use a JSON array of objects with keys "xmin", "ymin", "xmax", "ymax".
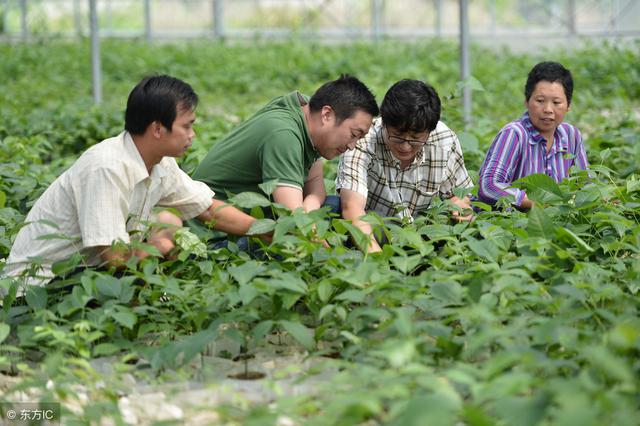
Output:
[
  {"xmin": 273, "ymin": 185, "xmax": 304, "ymax": 211},
  {"xmin": 340, "ymin": 189, "xmax": 382, "ymax": 253},
  {"xmin": 573, "ymin": 127, "xmax": 590, "ymax": 171},
  {"xmin": 97, "ymin": 240, "xmax": 171, "ymax": 269},
  {"xmin": 478, "ymin": 128, "xmax": 527, "ymax": 207},
  {"xmin": 302, "ymin": 159, "xmax": 327, "ymax": 212},
  {"xmin": 197, "ymin": 198, "xmax": 263, "ymax": 237}
]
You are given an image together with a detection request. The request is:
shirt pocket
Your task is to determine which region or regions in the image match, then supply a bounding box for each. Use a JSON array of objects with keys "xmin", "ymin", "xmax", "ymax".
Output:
[{"xmin": 412, "ymin": 182, "xmax": 438, "ymax": 212}]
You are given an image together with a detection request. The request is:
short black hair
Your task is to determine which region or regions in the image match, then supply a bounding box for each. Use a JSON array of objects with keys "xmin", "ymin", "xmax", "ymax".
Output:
[
  {"xmin": 125, "ymin": 75, "xmax": 198, "ymax": 135},
  {"xmin": 309, "ymin": 74, "xmax": 379, "ymax": 123},
  {"xmin": 380, "ymin": 79, "xmax": 441, "ymax": 133},
  {"xmin": 525, "ymin": 61, "xmax": 574, "ymax": 105}
]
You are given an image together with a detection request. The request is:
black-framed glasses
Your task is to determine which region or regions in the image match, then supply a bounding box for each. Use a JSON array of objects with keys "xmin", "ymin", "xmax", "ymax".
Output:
[{"xmin": 384, "ymin": 125, "xmax": 429, "ymax": 147}]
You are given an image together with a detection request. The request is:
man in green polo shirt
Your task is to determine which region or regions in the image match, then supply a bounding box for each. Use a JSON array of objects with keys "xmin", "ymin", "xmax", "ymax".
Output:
[{"xmin": 193, "ymin": 75, "xmax": 379, "ymax": 213}]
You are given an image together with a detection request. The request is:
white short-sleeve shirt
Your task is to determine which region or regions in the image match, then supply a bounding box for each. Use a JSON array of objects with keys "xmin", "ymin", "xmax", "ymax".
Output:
[{"xmin": 4, "ymin": 131, "xmax": 214, "ymax": 285}]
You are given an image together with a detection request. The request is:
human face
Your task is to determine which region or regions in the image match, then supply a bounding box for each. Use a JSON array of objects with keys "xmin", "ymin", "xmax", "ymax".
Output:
[
  {"xmin": 313, "ymin": 108, "xmax": 372, "ymax": 160},
  {"xmin": 383, "ymin": 124, "xmax": 429, "ymax": 163},
  {"xmin": 525, "ymin": 81, "xmax": 570, "ymax": 139},
  {"xmin": 160, "ymin": 106, "xmax": 196, "ymax": 157}
]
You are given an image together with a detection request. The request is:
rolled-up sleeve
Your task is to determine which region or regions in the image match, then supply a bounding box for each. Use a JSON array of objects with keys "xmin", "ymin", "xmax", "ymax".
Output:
[
  {"xmin": 440, "ymin": 134, "xmax": 474, "ymax": 199},
  {"xmin": 572, "ymin": 127, "xmax": 589, "ymax": 172},
  {"xmin": 335, "ymin": 144, "xmax": 370, "ymax": 198},
  {"xmin": 478, "ymin": 127, "xmax": 526, "ymax": 206},
  {"xmin": 158, "ymin": 159, "xmax": 215, "ymax": 219}
]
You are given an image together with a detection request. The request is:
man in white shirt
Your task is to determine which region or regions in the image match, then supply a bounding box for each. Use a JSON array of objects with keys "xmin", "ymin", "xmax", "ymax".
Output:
[{"xmin": 3, "ymin": 75, "xmax": 262, "ymax": 287}]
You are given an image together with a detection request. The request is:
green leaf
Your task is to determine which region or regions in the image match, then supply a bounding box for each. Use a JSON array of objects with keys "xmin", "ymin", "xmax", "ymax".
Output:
[
  {"xmin": 317, "ymin": 280, "xmax": 332, "ymax": 303},
  {"xmin": 393, "ymin": 308, "xmax": 413, "ymax": 337},
  {"xmin": 466, "ymin": 238, "xmax": 501, "ymax": 262},
  {"xmin": 0, "ymin": 323, "xmax": 10, "ymax": 344},
  {"xmin": 51, "ymin": 252, "xmax": 84, "ymax": 276},
  {"xmin": 556, "ymin": 227, "xmax": 594, "ymax": 252},
  {"xmin": 513, "ymin": 173, "xmax": 566, "ymax": 203},
  {"xmin": 573, "ymin": 185, "xmax": 600, "ymax": 208},
  {"xmin": 252, "ymin": 320, "xmax": 274, "ymax": 340},
  {"xmin": 152, "ymin": 329, "xmax": 218, "ymax": 369},
  {"xmin": 493, "ymin": 393, "xmax": 551, "ymax": 426},
  {"xmin": 429, "ymin": 281, "xmax": 463, "ymax": 305},
  {"xmin": 280, "ymin": 320, "xmax": 315, "ymax": 351},
  {"xmin": 246, "ymin": 218, "xmax": 276, "ymax": 236},
  {"xmin": 174, "ymin": 228, "xmax": 207, "ymax": 258},
  {"xmin": 393, "ymin": 392, "xmax": 460, "ymax": 426},
  {"xmin": 228, "ymin": 261, "xmax": 266, "ymax": 285},
  {"xmin": 335, "ymin": 220, "xmax": 371, "ymax": 253},
  {"xmin": 319, "ymin": 304, "xmax": 334, "ymax": 321},
  {"xmin": 267, "ymin": 274, "xmax": 307, "ymax": 294},
  {"xmin": 95, "ymin": 275, "xmax": 122, "ymax": 299},
  {"xmin": 25, "ymin": 286, "xmax": 47, "ymax": 310},
  {"xmin": 335, "ymin": 289, "xmax": 366, "ymax": 303},
  {"xmin": 112, "ymin": 309, "xmax": 137, "ymax": 330},
  {"xmin": 608, "ymin": 322, "xmax": 640, "ymax": 350},
  {"xmin": 583, "ymin": 345, "xmax": 633, "ymax": 383},
  {"xmin": 626, "ymin": 177, "xmax": 640, "ymax": 194},
  {"xmin": 238, "ymin": 284, "xmax": 258, "ymax": 305},
  {"xmin": 258, "ymin": 179, "xmax": 279, "ymax": 196},
  {"xmin": 93, "ymin": 343, "xmax": 121, "ymax": 357},
  {"xmin": 526, "ymin": 206, "xmax": 555, "ymax": 240},
  {"xmin": 229, "ymin": 191, "xmax": 272, "ymax": 208},
  {"xmin": 0, "ymin": 190, "xmax": 6, "ymax": 208},
  {"xmin": 391, "ymin": 254, "xmax": 422, "ymax": 274}
]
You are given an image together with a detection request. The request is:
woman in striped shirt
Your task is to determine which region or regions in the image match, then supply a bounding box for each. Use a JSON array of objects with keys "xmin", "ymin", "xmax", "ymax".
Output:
[{"xmin": 478, "ymin": 61, "xmax": 589, "ymax": 210}]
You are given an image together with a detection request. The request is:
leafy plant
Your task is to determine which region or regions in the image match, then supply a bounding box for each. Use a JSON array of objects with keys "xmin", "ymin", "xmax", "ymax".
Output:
[{"xmin": 0, "ymin": 39, "xmax": 639, "ymax": 424}]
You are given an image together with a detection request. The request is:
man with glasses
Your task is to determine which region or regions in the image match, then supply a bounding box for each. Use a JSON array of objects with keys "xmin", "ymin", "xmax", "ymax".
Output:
[{"xmin": 336, "ymin": 79, "xmax": 473, "ymax": 252}]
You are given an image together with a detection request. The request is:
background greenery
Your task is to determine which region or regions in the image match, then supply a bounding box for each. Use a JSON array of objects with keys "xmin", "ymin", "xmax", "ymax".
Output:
[{"xmin": 0, "ymin": 39, "xmax": 639, "ymax": 424}]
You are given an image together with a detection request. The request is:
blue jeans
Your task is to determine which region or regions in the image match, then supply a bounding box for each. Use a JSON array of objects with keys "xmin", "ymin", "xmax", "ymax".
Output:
[{"xmin": 323, "ymin": 194, "xmax": 342, "ymax": 216}]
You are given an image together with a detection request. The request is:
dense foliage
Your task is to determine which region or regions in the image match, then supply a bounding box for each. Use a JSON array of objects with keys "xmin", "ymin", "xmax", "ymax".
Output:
[{"xmin": 1, "ymin": 39, "xmax": 639, "ymax": 424}]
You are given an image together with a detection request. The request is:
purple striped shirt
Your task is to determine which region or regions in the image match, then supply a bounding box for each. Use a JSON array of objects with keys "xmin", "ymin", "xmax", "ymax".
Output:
[{"xmin": 478, "ymin": 112, "xmax": 589, "ymax": 206}]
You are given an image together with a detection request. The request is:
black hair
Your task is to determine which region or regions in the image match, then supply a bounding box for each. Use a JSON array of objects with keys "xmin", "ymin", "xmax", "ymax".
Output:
[
  {"xmin": 380, "ymin": 79, "xmax": 441, "ymax": 133},
  {"xmin": 309, "ymin": 74, "xmax": 379, "ymax": 123},
  {"xmin": 524, "ymin": 61, "xmax": 574, "ymax": 104},
  {"xmin": 124, "ymin": 75, "xmax": 198, "ymax": 135}
]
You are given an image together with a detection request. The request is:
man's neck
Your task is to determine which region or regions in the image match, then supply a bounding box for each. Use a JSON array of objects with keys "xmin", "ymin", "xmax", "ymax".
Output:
[
  {"xmin": 131, "ymin": 134, "xmax": 162, "ymax": 174},
  {"xmin": 301, "ymin": 104, "xmax": 317, "ymax": 149},
  {"xmin": 399, "ymin": 159, "xmax": 413, "ymax": 169}
]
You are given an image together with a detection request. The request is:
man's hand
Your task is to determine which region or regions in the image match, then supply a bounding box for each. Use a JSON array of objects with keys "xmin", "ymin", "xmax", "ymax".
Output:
[
  {"xmin": 449, "ymin": 195, "xmax": 474, "ymax": 222},
  {"xmin": 517, "ymin": 195, "xmax": 535, "ymax": 211},
  {"xmin": 341, "ymin": 189, "xmax": 382, "ymax": 253},
  {"xmin": 98, "ymin": 210, "xmax": 182, "ymax": 268},
  {"xmin": 302, "ymin": 159, "xmax": 327, "ymax": 212}
]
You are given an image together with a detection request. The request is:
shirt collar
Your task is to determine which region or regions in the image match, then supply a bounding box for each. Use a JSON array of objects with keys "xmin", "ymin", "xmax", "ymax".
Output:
[
  {"xmin": 123, "ymin": 131, "xmax": 166, "ymax": 183},
  {"xmin": 521, "ymin": 112, "xmax": 569, "ymax": 153},
  {"xmin": 522, "ymin": 112, "xmax": 545, "ymax": 145},
  {"xmin": 293, "ymin": 91, "xmax": 318, "ymax": 158}
]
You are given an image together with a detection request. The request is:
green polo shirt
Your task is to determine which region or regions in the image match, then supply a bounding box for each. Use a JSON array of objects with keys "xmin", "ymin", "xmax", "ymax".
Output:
[{"xmin": 193, "ymin": 91, "xmax": 319, "ymax": 200}]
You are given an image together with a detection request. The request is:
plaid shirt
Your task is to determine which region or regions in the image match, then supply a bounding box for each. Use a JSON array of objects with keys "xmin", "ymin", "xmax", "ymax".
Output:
[{"xmin": 336, "ymin": 118, "xmax": 473, "ymax": 220}]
